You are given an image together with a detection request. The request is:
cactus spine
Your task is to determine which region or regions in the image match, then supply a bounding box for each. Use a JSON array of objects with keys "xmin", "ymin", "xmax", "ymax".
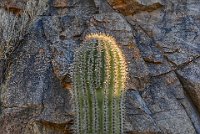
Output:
[{"xmin": 73, "ymin": 33, "xmax": 127, "ymax": 134}]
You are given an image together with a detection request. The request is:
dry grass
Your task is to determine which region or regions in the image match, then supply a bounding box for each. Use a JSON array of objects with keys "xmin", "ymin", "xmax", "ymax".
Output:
[
  {"xmin": 0, "ymin": 0, "xmax": 49, "ymax": 59},
  {"xmin": 26, "ymin": 0, "xmax": 49, "ymax": 19}
]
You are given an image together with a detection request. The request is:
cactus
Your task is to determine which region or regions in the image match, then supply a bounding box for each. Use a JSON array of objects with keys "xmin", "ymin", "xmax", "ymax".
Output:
[{"xmin": 72, "ymin": 33, "xmax": 127, "ymax": 134}]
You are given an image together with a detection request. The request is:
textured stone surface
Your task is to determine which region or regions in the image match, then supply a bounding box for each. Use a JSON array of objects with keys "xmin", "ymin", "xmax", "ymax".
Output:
[
  {"xmin": 0, "ymin": 0, "xmax": 200, "ymax": 134},
  {"xmin": 52, "ymin": 0, "xmax": 67, "ymax": 8},
  {"xmin": 140, "ymin": 72, "xmax": 196, "ymax": 134},
  {"xmin": 107, "ymin": 0, "xmax": 163, "ymax": 15},
  {"xmin": 177, "ymin": 58, "xmax": 200, "ymax": 112}
]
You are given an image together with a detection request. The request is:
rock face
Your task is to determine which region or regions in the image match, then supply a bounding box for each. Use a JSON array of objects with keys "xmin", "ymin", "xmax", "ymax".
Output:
[{"xmin": 0, "ymin": 0, "xmax": 200, "ymax": 134}]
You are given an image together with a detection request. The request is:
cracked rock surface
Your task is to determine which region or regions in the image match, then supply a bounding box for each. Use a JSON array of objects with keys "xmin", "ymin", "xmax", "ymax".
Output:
[{"xmin": 0, "ymin": 0, "xmax": 200, "ymax": 134}]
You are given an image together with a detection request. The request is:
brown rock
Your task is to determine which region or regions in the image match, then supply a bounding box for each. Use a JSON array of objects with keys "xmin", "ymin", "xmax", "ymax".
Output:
[
  {"xmin": 53, "ymin": 0, "xmax": 67, "ymax": 8},
  {"xmin": 5, "ymin": 3, "xmax": 23, "ymax": 15},
  {"xmin": 107, "ymin": 0, "xmax": 163, "ymax": 15}
]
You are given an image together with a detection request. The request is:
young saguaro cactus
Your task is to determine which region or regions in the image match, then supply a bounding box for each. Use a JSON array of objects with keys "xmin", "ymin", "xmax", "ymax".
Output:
[{"xmin": 73, "ymin": 33, "xmax": 127, "ymax": 134}]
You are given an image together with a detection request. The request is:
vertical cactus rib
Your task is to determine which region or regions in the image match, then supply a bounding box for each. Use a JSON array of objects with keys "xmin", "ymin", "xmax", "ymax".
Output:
[
  {"xmin": 73, "ymin": 33, "xmax": 127, "ymax": 134},
  {"xmin": 85, "ymin": 50, "xmax": 90, "ymax": 133},
  {"xmin": 73, "ymin": 50, "xmax": 83, "ymax": 133}
]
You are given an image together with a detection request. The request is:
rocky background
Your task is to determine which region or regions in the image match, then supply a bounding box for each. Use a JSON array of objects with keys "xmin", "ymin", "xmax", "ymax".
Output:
[{"xmin": 0, "ymin": 0, "xmax": 200, "ymax": 134}]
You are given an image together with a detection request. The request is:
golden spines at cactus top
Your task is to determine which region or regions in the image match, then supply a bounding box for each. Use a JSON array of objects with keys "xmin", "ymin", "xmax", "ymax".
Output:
[
  {"xmin": 84, "ymin": 33, "xmax": 127, "ymax": 92},
  {"xmin": 85, "ymin": 33, "xmax": 116, "ymax": 44}
]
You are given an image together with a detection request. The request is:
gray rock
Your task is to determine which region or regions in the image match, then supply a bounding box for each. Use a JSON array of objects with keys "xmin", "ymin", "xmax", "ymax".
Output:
[
  {"xmin": 0, "ymin": 60, "xmax": 5, "ymax": 85},
  {"xmin": 176, "ymin": 58, "xmax": 200, "ymax": 112},
  {"xmin": 141, "ymin": 72, "xmax": 196, "ymax": 134},
  {"xmin": 0, "ymin": 0, "xmax": 200, "ymax": 134},
  {"xmin": 179, "ymin": 95, "xmax": 200, "ymax": 134},
  {"xmin": 125, "ymin": 90, "xmax": 161, "ymax": 134},
  {"xmin": 0, "ymin": 19, "xmax": 73, "ymax": 134}
]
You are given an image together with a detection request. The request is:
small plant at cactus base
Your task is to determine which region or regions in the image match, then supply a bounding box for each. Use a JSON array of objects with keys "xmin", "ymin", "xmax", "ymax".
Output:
[{"xmin": 72, "ymin": 33, "xmax": 127, "ymax": 134}]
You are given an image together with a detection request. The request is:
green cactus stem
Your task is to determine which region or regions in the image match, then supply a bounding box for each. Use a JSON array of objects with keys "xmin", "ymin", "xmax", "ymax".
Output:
[{"xmin": 73, "ymin": 33, "xmax": 127, "ymax": 134}]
